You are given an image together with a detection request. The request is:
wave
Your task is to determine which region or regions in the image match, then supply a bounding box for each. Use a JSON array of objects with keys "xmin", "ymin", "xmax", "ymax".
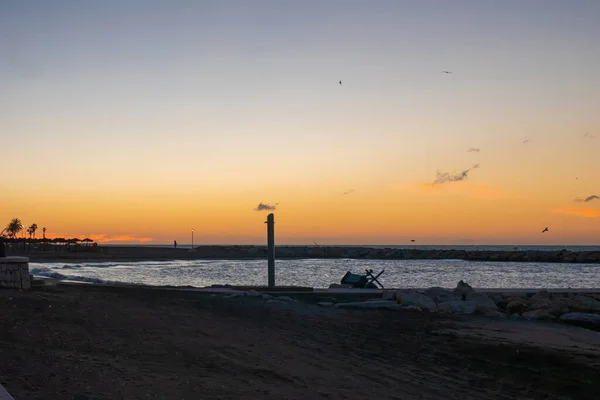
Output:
[
  {"xmin": 30, "ymin": 268, "xmax": 130, "ymax": 286},
  {"xmin": 60, "ymin": 264, "xmax": 84, "ymax": 270}
]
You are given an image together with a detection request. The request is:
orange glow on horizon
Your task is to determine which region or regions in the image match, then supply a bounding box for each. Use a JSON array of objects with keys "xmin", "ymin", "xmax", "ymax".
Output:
[{"xmin": 552, "ymin": 208, "xmax": 600, "ymax": 218}]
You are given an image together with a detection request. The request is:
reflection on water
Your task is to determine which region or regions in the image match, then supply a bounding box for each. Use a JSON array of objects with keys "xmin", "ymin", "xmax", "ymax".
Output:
[{"xmin": 29, "ymin": 259, "xmax": 600, "ymax": 289}]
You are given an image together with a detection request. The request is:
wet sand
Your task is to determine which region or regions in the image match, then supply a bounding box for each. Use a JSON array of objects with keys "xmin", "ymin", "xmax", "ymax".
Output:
[{"xmin": 1, "ymin": 284, "xmax": 599, "ymax": 399}]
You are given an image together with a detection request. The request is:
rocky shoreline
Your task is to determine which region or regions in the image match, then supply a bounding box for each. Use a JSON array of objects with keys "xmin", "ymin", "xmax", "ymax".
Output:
[
  {"xmin": 23, "ymin": 245, "xmax": 600, "ymax": 263},
  {"xmin": 212, "ymin": 280, "xmax": 600, "ymax": 332}
]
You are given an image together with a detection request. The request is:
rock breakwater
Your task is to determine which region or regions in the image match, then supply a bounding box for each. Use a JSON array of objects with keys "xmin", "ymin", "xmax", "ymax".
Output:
[{"xmin": 26, "ymin": 245, "xmax": 600, "ymax": 263}]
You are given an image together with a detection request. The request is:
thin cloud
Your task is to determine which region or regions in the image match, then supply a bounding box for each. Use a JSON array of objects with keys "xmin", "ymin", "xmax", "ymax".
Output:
[
  {"xmin": 255, "ymin": 202, "xmax": 279, "ymax": 211},
  {"xmin": 433, "ymin": 164, "xmax": 480, "ymax": 184},
  {"xmin": 43, "ymin": 232, "xmax": 153, "ymax": 243},
  {"xmin": 466, "ymin": 148, "xmax": 480, "ymax": 153},
  {"xmin": 552, "ymin": 208, "xmax": 600, "ymax": 218},
  {"xmin": 583, "ymin": 133, "xmax": 596, "ymax": 139},
  {"xmin": 574, "ymin": 195, "xmax": 600, "ymax": 203},
  {"xmin": 342, "ymin": 189, "xmax": 355, "ymax": 195},
  {"xmin": 89, "ymin": 234, "xmax": 153, "ymax": 243}
]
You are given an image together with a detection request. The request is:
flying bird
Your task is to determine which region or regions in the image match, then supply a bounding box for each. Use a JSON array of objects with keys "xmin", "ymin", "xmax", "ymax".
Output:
[
  {"xmin": 411, "ymin": 239, "xmax": 415, "ymax": 243},
  {"xmin": 441, "ymin": 71, "xmax": 452, "ymax": 74},
  {"xmin": 542, "ymin": 227, "xmax": 549, "ymax": 233},
  {"xmin": 339, "ymin": 80, "xmax": 342, "ymax": 85}
]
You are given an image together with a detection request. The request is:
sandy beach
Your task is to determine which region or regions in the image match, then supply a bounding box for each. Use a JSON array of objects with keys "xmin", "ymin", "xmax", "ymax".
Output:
[{"xmin": 1, "ymin": 283, "xmax": 599, "ymax": 399}]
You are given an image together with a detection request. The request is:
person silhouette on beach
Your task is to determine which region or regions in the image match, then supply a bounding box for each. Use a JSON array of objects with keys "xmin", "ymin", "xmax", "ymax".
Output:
[{"xmin": 174, "ymin": 240, "xmax": 177, "ymax": 249}]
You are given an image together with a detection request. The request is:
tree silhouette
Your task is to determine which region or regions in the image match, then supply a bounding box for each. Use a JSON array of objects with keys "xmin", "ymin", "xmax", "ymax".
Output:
[
  {"xmin": 42, "ymin": 227, "xmax": 47, "ymax": 239},
  {"xmin": 6, "ymin": 218, "xmax": 23, "ymax": 239},
  {"xmin": 29, "ymin": 223, "xmax": 38, "ymax": 238}
]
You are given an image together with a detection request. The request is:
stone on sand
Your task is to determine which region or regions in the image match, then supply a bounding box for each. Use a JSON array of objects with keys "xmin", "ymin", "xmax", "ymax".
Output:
[
  {"xmin": 522, "ymin": 309, "xmax": 556, "ymax": 321},
  {"xmin": 335, "ymin": 301, "xmax": 402, "ymax": 310},
  {"xmin": 422, "ymin": 287, "xmax": 459, "ymax": 304},
  {"xmin": 505, "ymin": 298, "xmax": 529, "ymax": 315},
  {"xmin": 437, "ymin": 300, "xmax": 477, "ymax": 314},
  {"xmin": 559, "ymin": 312, "xmax": 600, "ymax": 331},
  {"xmin": 396, "ymin": 291, "xmax": 436, "ymax": 311}
]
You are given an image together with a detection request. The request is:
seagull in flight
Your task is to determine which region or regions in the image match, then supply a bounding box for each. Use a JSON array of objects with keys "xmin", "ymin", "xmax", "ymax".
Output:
[
  {"xmin": 542, "ymin": 227, "xmax": 549, "ymax": 233},
  {"xmin": 441, "ymin": 71, "xmax": 452, "ymax": 74}
]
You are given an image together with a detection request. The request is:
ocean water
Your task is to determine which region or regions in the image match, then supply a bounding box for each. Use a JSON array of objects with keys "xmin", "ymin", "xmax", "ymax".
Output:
[
  {"xmin": 103, "ymin": 244, "xmax": 600, "ymax": 252},
  {"xmin": 30, "ymin": 258, "xmax": 600, "ymax": 289}
]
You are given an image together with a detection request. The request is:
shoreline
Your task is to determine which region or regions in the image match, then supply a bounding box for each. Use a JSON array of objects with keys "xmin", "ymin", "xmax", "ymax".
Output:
[{"xmin": 18, "ymin": 244, "xmax": 600, "ymax": 263}]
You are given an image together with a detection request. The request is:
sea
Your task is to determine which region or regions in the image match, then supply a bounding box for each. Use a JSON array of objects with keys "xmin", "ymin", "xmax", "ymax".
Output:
[
  {"xmin": 29, "ymin": 249, "xmax": 600, "ymax": 289},
  {"xmin": 102, "ymin": 244, "xmax": 600, "ymax": 252}
]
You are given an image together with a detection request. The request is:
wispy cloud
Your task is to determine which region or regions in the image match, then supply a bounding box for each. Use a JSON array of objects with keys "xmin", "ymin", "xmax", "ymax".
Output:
[
  {"xmin": 342, "ymin": 189, "xmax": 355, "ymax": 195},
  {"xmin": 255, "ymin": 202, "xmax": 279, "ymax": 211},
  {"xmin": 88, "ymin": 234, "xmax": 153, "ymax": 243},
  {"xmin": 574, "ymin": 195, "xmax": 600, "ymax": 203},
  {"xmin": 42, "ymin": 232, "xmax": 153, "ymax": 243},
  {"xmin": 466, "ymin": 148, "xmax": 480, "ymax": 153},
  {"xmin": 552, "ymin": 208, "xmax": 600, "ymax": 218},
  {"xmin": 583, "ymin": 133, "xmax": 596, "ymax": 139},
  {"xmin": 433, "ymin": 164, "xmax": 480, "ymax": 184}
]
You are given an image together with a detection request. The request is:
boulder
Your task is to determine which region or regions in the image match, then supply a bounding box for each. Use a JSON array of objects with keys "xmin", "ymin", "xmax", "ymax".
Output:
[
  {"xmin": 261, "ymin": 293, "xmax": 273, "ymax": 300},
  {"xmin": 402, "ymin": 305, "xmax": 423, "ymax": 312},
  {"xmin": 317, "ymin": 297, "xmax": 338, "ymax": 303},
  {"xmin": 482, "ymin": 310, "xmax": 507, "ymax": 319},
  {"xmin": 527, "ymin": 298, "xmax": 567, "ymax": 316},
  {"xmin": 560, "ymin": 312, "xmax": 600, "ymax": 331},
  {"xmin": 245, "ymin": 290, "xmax": 261, "ymax": 297},
  {"xmin": 422, "ymin": 287, "xmax": 459, "ymax": 304},
  {"xmin": 467, "ymin": 293, "xmax": 498, "ymax": 312},
  {"xmin": 335, "ymin": 301, "xmax": 402, "ymax": 310},
  {"xmin": 224, "ymin": 292, "xmax": 244, "ymax": 299},
  {"xmin": 277, "ymin": 296, "xmax": 298, "ymax": 303},
  {"xmin": 570, "ymin": 295, "xmax": 600, "ymax": 312},
  {"xmin": 382, "ymin": 290, "xmax": 397, "ymax": 300},
  {"xmin": 453, "ymin": 280, "xmax": 475, "ymax": 299},
  {"xmin": 437, "ymin": 300, "xmax": 477, "ymax": 314},
  {"xmin": 396, "ymin": 291, "xmax": 437, "ymax": 311},
  {"xmin": 522, "ymin": 309, "xmax": 556, "ymax": 321},
  {"xmin": 505, "ymin": 298, "xmax": 529, "ymax": 315},
  {"xmin": 317, "ymin": 302, "xmax": 334, "ymax": 307},
  {"xmin": 531, "ymin": 289, "xmax": 550, "ymax": 302}
]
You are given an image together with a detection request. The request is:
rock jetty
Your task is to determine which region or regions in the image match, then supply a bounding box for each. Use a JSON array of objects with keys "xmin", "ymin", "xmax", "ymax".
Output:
[
  {"xmin": 214, "ymin": 281, "xmax": 600, "ymax": 331},
  {"xmin": 126, "ymin": 245, "xmax": 600, "ymax": 263},
  {"xmin": 25, "ymin": 245, "xmax": 600, "ymax": 264}
]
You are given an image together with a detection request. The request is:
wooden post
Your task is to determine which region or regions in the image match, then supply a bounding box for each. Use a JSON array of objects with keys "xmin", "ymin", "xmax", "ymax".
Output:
[{"xmin": 266, "ymin": 213, "xmax": 275, "ymax": 287}]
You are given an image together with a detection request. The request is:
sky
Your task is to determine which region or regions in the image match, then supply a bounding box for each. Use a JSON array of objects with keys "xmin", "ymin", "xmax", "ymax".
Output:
[{"xmin": 1, "ymin": 0, "xmax": 599, "ymax": 245}]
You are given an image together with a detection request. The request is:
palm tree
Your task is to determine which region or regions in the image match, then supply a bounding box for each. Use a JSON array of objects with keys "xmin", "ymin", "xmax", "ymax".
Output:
[
  {"xmin": 29, "ymin": 223, "xmax": 38, "ymax": 238},
  {"xmin": 42, "ymin": 227, "xmax": 47, "ymax": 240},
  {"xmin": 6, "ymin": 218, "xmax": 23, "ymax": 239}
]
